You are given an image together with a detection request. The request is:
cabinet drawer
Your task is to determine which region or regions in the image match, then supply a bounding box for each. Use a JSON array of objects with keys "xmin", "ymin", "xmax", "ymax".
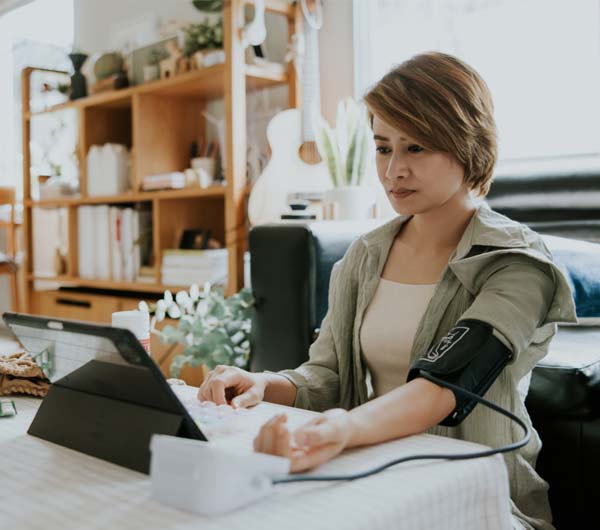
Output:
[{"xmin": 33, "ymin": 291, "xmax": 123, "ymax": 323}]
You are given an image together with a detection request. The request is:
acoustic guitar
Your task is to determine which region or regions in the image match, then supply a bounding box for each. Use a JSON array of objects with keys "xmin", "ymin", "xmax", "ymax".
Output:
[{"xmin": 247, "ymin": 0, "xmax": 331, "ymax": 225}]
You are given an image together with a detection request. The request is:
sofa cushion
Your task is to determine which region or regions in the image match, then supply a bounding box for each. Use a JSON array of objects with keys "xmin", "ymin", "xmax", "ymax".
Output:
[
  {"xmin": 542, "ymin": 235, "xmax": 600, "ymax": 323},
  {"xmin": 526, "ymin": 327, "xmax": 600, "ymax": 419}
]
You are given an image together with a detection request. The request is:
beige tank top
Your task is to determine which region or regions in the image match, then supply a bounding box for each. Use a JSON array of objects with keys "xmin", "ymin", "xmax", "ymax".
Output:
[{"xmin": 360, "ymin": 278, "xmax": 437, "ymax": 397}]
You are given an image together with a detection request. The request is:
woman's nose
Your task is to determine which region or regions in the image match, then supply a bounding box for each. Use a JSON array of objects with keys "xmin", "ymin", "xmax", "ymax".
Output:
[{"xmin": 385, "ymin": 152, "xmax": 409, "ymax": 180}]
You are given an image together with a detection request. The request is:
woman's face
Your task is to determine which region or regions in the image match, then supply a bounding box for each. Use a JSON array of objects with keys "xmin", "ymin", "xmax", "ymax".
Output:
[{"xmin": 372, "ymin": 115, "xmax": 468, "ymax": 216}]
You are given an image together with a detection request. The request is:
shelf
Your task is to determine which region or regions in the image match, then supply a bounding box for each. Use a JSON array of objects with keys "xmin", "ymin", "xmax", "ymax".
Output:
[
  {"xmin": 26, "ymin": 64, "xmax": 288, "ymax": 118},
  {"xmin": 22, "ymin": 1, "xmax": 298, "ymax": 314},
  {"xmin": 245, "ymin": 65, "xmax": 288, "ymax": 90},
  {"xmin": 27, "ymin": 275, "xmax": 193, "ymax": 294},
  {"xmin": 26, "ymin": 100, "xmax": 76, "ymax": 118},
  {"xmin": 29, "ymin": 275, "xmax": 73, "ymax": 283},
  {"xmin": 25, "ymin": 186, "xmax": 226, "ymax": 207}
]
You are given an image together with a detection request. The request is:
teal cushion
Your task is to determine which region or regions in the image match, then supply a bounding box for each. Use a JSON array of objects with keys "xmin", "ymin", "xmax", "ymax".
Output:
[{"xmin": 543, "ymin": 235, "xmax": 600, "ymax": 322}]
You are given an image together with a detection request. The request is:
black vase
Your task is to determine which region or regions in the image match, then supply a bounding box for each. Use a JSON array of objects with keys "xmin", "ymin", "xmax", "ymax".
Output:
[{"xmin": 68, "ymin": 52, "xmax": 88, "ymax": 100}]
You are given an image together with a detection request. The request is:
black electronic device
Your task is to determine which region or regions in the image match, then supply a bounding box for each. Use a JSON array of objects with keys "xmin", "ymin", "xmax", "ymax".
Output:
[{"xmin": 2, "ymin": 312, "xmax": 205, "ymax": 474}]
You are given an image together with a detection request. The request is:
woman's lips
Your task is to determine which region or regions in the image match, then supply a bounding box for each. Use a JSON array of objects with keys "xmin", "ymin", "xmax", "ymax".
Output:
[{"xmin": 390, "ymin": 189, "xmax": 416, "ymax": 199}]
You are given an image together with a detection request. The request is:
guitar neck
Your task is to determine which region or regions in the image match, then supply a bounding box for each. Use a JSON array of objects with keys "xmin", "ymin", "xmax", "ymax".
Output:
[{"xmin": 301, "ymin": 20, "xmax": 320, "ymax": 144}]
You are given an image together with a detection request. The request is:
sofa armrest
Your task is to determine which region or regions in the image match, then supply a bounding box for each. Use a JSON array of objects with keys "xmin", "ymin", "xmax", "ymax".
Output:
[{"xmin": 249, "ymin": 221, "xmax": 382, "ymax": 372}]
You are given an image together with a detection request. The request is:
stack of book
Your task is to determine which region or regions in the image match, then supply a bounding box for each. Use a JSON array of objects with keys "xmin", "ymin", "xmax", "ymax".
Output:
[
  {"xmin": 141, "ymin": 172, "xmax": 186, "ymax": 191},
  {"xmin": 77, "ymin": 205, "xmax": 152, "ymax": 282},
  {"xmin": 161, "ymin": 248, "xmax": 228, "ymax": 287}
]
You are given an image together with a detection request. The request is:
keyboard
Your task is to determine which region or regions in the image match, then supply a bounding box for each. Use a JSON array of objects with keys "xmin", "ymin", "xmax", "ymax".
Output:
[{"xmin": 169, "ymin": 383, "xmax": 317, "ymax": 451}]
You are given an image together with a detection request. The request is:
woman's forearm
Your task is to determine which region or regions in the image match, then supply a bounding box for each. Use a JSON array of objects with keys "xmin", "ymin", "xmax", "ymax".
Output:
[
  {"xmin": 346, "ymin": 378, "xmax": 456, "ymax": 448},
  {"xmin": 260, "ymin": 373, "xmax": 298, "ymax": 407}
]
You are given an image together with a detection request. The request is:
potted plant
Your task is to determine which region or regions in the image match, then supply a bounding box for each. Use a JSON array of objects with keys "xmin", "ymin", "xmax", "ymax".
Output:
[
  {"xmin": 313, "ymin": 98, "xmax": 376, "ymax": 220},
  {"xmin": 139, "ymin": 283, "xmax": 254, "ymax": 381},
  {"xmin": 183, "ymin": 18, "xmax": 224, "ymax": 69},
  {"xmin": 192, "ymin": 0, "xmax": 223, "ymax": 11},
  {"xmin": 143, "ymin": 47, "xmax": 167, "ymax": 82}
]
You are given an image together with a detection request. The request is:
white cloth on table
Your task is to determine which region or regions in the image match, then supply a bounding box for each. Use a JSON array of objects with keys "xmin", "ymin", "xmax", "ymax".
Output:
[{"xmin": 0, "ymin": 397, "xmax": 512, "ymax": 530}]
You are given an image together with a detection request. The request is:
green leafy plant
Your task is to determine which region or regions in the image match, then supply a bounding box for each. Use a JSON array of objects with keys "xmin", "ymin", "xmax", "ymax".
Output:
[
  {"xmin": 140, "ymin": 283, "xmax": 254, "ymax": 377},
  {"xmin": 183, "ymin": 18, "xmax": 224, "ymax": 57},
  {"xmin": 192, "ymin": 0, "xmax": 223, "ymax": 12},
  {"xmin": 148, "ymin": 47, "xmax": 169, "ymax": 66},
  {"xmin": 312, "ymin": 97, "xmax": 372, "ymax": 187}
]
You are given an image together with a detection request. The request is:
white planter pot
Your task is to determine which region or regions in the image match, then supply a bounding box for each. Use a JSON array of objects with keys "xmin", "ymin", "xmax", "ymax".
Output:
[
  {"xmin": 143, "ymin": 64, "xmax": 159, "ymax": 82},
  {"xmin": 325, "ymin": 186, "xmax": 376, "ymax": 220},
  {"xmin": 192, "ymin": 51, "xmax": 205, "ymax": 69}
]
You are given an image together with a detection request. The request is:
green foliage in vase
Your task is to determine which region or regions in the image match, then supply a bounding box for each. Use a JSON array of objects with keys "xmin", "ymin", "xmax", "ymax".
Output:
[
  {"xmin": 192, "ymin": 0, "xmax": 223, "ymax": 12},
  {"xmin": 140, "ymin": 283, "xmax": 254, "ymax": 377},
  {"xmin": 312, "ymin": 97, "xmax": 372, "ymax": 187},
  {"xmin": 148, "ymin": 47, "xmax": 169, "ymax": 66},
  {"xmin": 183, "ymin": 18, "xmax": 224, "ymax": 57}
]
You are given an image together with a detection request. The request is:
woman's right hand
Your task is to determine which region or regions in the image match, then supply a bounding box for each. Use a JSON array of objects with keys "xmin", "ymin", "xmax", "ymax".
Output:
[{"xmin": 197, "ymin": 365, "xmax": 267, "ymax": 408}]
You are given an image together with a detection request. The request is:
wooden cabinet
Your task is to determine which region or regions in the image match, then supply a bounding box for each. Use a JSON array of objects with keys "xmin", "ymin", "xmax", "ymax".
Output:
[
  {"xmin": 20, "ymin": 0, "xmax": 300, "ymax": 320},
  {"xmin": 31, "ymin": 290, "xmax": 124, "ymax": 323},
  {"xmin": 29, "ymin": 290, "xmax": 157, "ymax": 322}
]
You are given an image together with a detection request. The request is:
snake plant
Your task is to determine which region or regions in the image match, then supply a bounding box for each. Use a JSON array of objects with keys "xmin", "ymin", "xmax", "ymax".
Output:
[{"xmin": 313, "ymin": 97, "xmax": 371, "ymax": 187}]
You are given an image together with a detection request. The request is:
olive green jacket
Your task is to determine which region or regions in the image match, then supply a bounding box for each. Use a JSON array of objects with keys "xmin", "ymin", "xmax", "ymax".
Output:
[{"xmin": 278, "ymin": 203, "xmax": 577, "ymax": 530}]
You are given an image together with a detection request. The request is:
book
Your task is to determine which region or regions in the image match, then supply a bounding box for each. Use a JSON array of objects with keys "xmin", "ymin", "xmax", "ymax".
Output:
[
  {"xmin": 109, "ymin": 207, "xmax": 123, "ymax": 281},
  {"xmin": 33, "ymin": 208, "xmax": 67, "ymax": 278},
  {"xmin": 77, "ymin": 206, "xmax": 95, "ymax": 279},
  {"xmin": 162, "ymin": 248, "xmax": 228, "ymax": 257},
  {"xmin": 162, "ymin": 248, "xmax": 228, "ymax": 268},
  {"xmin": 121, "ymin": 208, "xmax": 135, "ymax": 282},
  {"xmin": 141, "ymin": 172, "xmax": 186, "ymax": 191},
  {"xmin": 161, "ymin": 272, "xmax": 227, "ymax": 287},
  {"xmin": 93, "ymin": 205, "xmax": 111, "ymax": 280}
]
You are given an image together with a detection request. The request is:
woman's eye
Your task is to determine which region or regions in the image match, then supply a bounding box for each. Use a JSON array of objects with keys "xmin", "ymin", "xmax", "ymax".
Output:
[
  {"xmin": 376, "ymin": 146, "xmax": 391, "ymax": 155},
  {"xmin": 407, "ymin": 144, "xmax": 424, "ymax": 153}
]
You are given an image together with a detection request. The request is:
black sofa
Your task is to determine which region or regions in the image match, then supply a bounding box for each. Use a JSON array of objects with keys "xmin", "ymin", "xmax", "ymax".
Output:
[{"xmin": 249, "ymin": 168, "xmax": 600, "ymax": 530}]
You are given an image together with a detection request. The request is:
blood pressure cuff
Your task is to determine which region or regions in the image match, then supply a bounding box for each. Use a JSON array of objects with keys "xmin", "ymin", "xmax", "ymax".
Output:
[{"xmin": 406, "ymin": 319, "xmax": 512, "ymax": 427}]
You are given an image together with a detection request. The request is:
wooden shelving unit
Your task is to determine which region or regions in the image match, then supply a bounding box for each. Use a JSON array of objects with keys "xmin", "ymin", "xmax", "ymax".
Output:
[{"xmin": 21, "ymin": 0, "xmax": 301, "ymax": 322}]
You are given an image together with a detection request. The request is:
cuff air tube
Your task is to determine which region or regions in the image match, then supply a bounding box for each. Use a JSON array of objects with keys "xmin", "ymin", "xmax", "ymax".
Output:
[{"xmin": 406, "ymin": 319, "xmax": 512, "ymax": 427}]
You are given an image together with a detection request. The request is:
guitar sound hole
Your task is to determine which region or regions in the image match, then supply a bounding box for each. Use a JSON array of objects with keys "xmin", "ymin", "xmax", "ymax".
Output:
[{"xmin": 299, "ymin": 142, "xmax": 321, "ymax": 165}]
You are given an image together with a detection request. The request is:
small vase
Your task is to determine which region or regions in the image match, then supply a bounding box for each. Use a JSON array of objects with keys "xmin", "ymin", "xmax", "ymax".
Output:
[
  {"xmin": 68, "ymin": 52, "xmax": 88, "ymax": 100},
  {"xmin": 325, "ymin": 185, "xmax": 376, "ymax": 221},
  {"xmin": 192, "ymin": 50, "xmax": 205, "ymax": 69},
  {"xmin": 143, "ymin": 64, "xmax": 159, "ymax": 82}
]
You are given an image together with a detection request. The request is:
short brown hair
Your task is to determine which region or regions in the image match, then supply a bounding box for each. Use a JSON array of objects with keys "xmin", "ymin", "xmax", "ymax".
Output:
[{"xmin": 364, "ymin": 52, "xmax": 497, "ymax": 196}]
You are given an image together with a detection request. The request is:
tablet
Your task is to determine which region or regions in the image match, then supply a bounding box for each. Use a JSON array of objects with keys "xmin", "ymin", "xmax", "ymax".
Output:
[{"xmin": 2, "ymin": 312, "xmax": 205, "ymax": 472}]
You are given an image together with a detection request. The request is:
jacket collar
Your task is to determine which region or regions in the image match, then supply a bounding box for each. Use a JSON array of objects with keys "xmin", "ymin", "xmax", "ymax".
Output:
[{"xmin": 360, "ymin": 202, "xmax": 529, "ymax": 263}]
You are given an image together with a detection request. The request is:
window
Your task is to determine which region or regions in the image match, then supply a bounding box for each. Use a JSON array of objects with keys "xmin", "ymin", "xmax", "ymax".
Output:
[
  {"xmin": 353, "ymin": 0, "xmax": 600, "ymax": 163},
  {"xmin": 0, "ymin": 0, "xmax": 74, "ymax": 193}
]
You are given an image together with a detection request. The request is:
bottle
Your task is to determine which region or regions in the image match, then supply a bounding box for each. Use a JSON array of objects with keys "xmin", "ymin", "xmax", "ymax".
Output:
[{"xmin": 111, "ymin": 310, "xmax": 151, "ymax": 354}]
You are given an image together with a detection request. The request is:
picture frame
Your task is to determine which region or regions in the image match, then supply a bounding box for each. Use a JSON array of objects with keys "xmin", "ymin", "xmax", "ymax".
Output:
[{"xmin": 129, "ymin": 35, "xmax": 179, "ymax": 86}]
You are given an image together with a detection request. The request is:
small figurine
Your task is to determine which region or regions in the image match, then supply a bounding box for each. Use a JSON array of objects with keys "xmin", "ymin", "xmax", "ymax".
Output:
[
  {"xmin": 159, "ymin": 41, "xmax": 183, "ymax": 79},
  {"xmin": 177, "ymin": 56, "xmax": 191, "ymax": 75}
]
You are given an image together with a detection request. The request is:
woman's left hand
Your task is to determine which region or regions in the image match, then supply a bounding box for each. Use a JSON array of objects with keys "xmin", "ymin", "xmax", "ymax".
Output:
[{"xmin": 253, "ymin": 409, "xmax": 354, "ymax": 472}]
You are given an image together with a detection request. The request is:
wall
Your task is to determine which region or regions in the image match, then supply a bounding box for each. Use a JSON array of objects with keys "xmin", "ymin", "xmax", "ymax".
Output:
[
  {"xmin": 74, "ymin": 0, "xmax": 203, "ymax": 54},
  {"xmin": 319, "ymin": 0, "xmax": 354, "ymax": 124}
]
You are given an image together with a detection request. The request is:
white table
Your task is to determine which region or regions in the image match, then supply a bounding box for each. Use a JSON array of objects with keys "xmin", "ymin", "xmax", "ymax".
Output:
[{"xmin": 0, "ymin": 396, "xmax": 513, "ymax": 530}]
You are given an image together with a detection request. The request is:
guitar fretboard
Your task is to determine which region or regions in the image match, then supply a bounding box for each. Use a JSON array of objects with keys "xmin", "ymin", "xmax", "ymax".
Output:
[{"xmin": 301, "ymin": 19, "xmax": 320, "ymax": 143}]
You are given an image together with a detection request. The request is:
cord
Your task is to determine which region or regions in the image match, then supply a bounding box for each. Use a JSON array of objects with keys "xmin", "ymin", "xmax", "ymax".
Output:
[{"xmin": 272, "ymin": 370, "xmax": 530, "ymax": 484}]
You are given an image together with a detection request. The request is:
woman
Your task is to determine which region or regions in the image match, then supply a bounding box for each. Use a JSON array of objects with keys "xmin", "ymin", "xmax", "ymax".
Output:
[{"xmin": 197, "ymin": 52, "xmax": 576, "ymax": 529}]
